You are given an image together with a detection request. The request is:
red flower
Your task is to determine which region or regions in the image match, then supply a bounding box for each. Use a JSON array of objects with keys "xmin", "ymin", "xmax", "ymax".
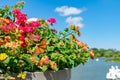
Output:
[
  {"xmin": 19, "ymin": 35, "xmax": 25, "ymax": 41},
  {"xmin": 21, "ymin": 40, "xmax": 27, "ymax": 48},
  {"xmin": 5, "ymin": 36, "xmax": 11, "ymax": 41},
  {"xmin": 0, "ymin": 20, "xmax": 16, "ymax": 33},
  {"xmin": 47, "ymin": 18, "xmax": 56, "ymax": 23},
  {"xmin": 19, "ymin": 35, "xmax": 27, "ymax": 48}
]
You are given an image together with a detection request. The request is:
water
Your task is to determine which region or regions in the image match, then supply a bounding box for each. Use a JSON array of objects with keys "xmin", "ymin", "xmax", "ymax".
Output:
[{"xmin": 71, "ymin": 58, "xmax": 120, "ymax": 80}]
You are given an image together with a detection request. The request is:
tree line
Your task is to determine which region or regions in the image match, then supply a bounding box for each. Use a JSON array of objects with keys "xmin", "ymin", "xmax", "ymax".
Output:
[{"xmin": 92, "ymin": 48, "xmax": 120, "ymax": 58}]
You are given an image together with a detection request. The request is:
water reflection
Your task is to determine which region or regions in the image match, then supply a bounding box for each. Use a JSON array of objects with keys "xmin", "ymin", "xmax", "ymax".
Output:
[{"xmin": 71, "ymin": 58, "xmax": 120, "ymax": 80}]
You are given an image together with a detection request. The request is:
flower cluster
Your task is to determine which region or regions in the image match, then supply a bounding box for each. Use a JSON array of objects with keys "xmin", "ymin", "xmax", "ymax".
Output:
[{"xmin": 0, "ymin": 2, "xmax": 94, "ymax": 79}]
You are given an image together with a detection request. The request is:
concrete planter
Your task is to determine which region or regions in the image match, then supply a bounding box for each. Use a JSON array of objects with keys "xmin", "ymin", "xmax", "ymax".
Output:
[
  {"xmin": 8, "ymin": 68, "xmax": 71, "ymax": 80},
  {"xmin": 26, "ymin": 68, "xmax": 71, "ymax": 80}
]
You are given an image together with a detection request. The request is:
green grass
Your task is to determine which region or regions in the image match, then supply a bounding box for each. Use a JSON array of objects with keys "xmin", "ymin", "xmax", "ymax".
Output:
[{"xmin": 105, "ymin": 57, "xmax": 120, "ymax": 62}]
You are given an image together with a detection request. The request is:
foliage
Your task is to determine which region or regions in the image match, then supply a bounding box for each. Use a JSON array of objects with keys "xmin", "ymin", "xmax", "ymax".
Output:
[
  {"xmin": 0, "ymin": 1, "xmax": 94, "ymax": 79},
  {"xmin": 92, "ymin": 48, "xmax": 120, "ymax": 58}
]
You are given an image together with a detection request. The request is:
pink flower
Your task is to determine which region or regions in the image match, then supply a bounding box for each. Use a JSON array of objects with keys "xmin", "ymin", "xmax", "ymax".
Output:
[
  {"xmin": 16, "ymin": 13, "xmax": 27, "ymax": 21},
  {"xmin": 12, "ymin": 9, "xmax": 21, "ymax": 15},
  {"xmin": 27, "ymin": 21, "xmax": 40, "ymax": 31},
  {"xmin": 18, "ymin": 25, "xmax": 34, "ymax": 33},
  {"xmin": 13, "ymin": 9, "xmax": 27, "ymax": 27},
  {"xmin": 16, "ymin": 13, "xmax": 27, "ymax": 26},
  {"xmin": 18, "ymin": 27, "xmax": 25, "ymax": 33},
  {"xmin": 26, "ymin": 27, "xmax": 33, "ymax": 32},
  {"xmin": 31, "ymin": 21, "xmax": 40, "ymax": 27},
  {"xmin": 35, "ymin": 34, "xmax": 39, "ymax": 37},
  {"xmin": 47, "ymin": 18, "xmax": 56, "ymax": 23}
]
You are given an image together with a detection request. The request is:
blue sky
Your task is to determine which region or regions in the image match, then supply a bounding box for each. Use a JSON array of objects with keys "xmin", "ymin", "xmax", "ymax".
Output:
[{"xmin": 0, "ymin": 0, "xmax": 120, "ymax": 50}]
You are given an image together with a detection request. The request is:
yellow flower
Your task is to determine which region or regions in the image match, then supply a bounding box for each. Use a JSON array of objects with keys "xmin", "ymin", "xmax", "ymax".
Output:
[
  {"xmin": 21, "ymin": 73, "xmax": 26, "ymax": 79},
  {"xmin": 0, "ymin": 53, "xmax": 7, "ymax": 61},
  {"xmin": 17, "ymin": 73, "xmax": 26, "ymax": 79}
]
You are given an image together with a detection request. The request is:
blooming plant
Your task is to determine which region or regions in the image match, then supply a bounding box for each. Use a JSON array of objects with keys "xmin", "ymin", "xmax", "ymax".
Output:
[{"xmin": 0, "ymin": 2, "xmax": 94, "ymax": 79}]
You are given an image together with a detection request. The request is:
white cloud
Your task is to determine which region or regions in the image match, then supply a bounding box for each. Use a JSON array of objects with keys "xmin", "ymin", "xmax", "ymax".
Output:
[
  {"xmin": 55, "ymin": 6, "xmax": 83, "ymax": 16},
  {"xmin": 27, "ymin": 18, "xmax": 39, "ymax": 22},
  {"xmin": 66, "ymin": 16, "xmax": 84, "ymax": 27}
]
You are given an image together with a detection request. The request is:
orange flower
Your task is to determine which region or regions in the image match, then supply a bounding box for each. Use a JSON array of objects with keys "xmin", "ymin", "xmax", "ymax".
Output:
[
  {"xmin": 90, "ymin": 50, "xmax": 94, "ymax": 59},
  {"xmin": 34, "ymin": 39, "xmax": 47, "ymax": 56},
  {"xmin": 0, "ymin": 38, "xmax": 6, "ymax": 45},
  {"xmin": 84, "ymin": 43, "xmax": 88, "ymax": 47},
  {"xmin": 70, "ymin": 24, "xmax": 75, "ymax": 29},
  {"xmin": 0, "ymin": 17, "xmax": 10, "ymax": 24},
  {"xmin": 72, "ymin": 37, "xmax": 78, "ymax": 42},
  {"xmin": 31, "ymin": 57, "xmax": 36, "ymax": 64},
  {"xmin": 43, "ymin": 56, "xmax": 50, "ymax": 64},
  {"xmin": 83, "ymin": 46, "xmax": 88, "ymax": 51},
  {"xmin": 50, "ymin": 61, "xmax": 57, "ymax": 70},
  {"xmin": 75, "ymin": 26, "xmax": 80, "ymax": 32},
  {"xmin": 77, "ymin": 41, "xmax": 84, "ymax": 48},
  {"xmin": 38, "ymin": 60, "xmax": 43, "ymax": 67},
  {"xmin": 38, "ymin": 56, "xmax": 50, "ymax": 67}
]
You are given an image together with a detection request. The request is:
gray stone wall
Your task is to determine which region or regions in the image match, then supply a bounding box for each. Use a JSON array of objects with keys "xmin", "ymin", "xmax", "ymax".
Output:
[{"xmin": 26, "ymin": 68, "xmax": 71, "ymax": 80}]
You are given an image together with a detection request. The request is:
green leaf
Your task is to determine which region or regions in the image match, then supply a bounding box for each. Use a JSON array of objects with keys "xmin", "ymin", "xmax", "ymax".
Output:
[
  {"xmin": 47, "ymin": 46, "xmax": 54, "ymax": 51},
  {"xmin": 21, "ymin": 54, "xmax": 33, "ymax": 66},
  {"xmin": 13, "ymin": 59, "xmax": 18, "ymax": 63},
  {"xmin": 40, "ymin": 20, "xmax": 45, "ymax": 24},
  {"xmin": 64, "ymin": 28, "xmax": 69, "ymax": 32},
  {"xmin": 67, "ymin": 57, "xmax": 75, "ymax": 68},
  {"xmin": 3, "ymin": 57, "xmax": 10, "ymax": 65},
  {"xmin": 84, "ymin": 52, "xmax": 90, "ymax": 58},
  {"xmin": 41, "ymin": 65, "xmax": 48, "ymax": 72},
  {"xmin": 51, "ymin": 53, "xmax": 59, "ymax": 60},
  {"xmin": 60, "ymin": 56, "xmax": 67, "ymax": 63}
]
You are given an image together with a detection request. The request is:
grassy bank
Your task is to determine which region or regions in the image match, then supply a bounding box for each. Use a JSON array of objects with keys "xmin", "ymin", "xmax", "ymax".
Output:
[{"xmin": 105, "ymin": 57, "xmax": 120, "ymax": 62}]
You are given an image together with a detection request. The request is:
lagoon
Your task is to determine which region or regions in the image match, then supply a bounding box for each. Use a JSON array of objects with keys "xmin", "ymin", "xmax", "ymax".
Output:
[{"xmin": 71, "ymin": 58, "xmax": 120, "ymax": 80}]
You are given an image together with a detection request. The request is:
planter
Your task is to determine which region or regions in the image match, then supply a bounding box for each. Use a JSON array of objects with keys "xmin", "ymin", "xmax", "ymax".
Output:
[
  {"xmin": 26, "ymin": 68, "xmax": 71, "ymax": 80},
  {"xmin": 10, "ymin": 68, "xmax": 71, "ymax": 80}
]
